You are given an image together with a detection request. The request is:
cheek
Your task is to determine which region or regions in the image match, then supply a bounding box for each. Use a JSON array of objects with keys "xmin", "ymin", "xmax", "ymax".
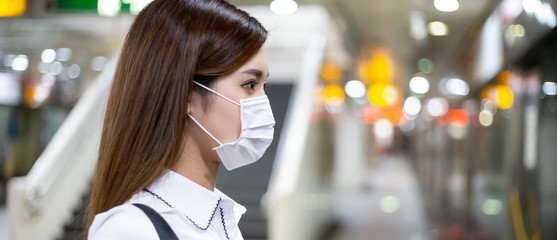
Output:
[{"xmin": 211, "ymin": 99, "xmax": 241, "ymax": 142}]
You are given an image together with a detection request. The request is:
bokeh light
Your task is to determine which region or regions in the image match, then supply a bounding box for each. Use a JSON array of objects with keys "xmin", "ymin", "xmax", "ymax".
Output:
[
  {"xmin": 41, "ymin": 49, "xmax": 56, "ymax": 63},
  {"xmin": 68, "ymin": 64, "xmax": 81, "ymax": 79},
  {"xmin": 404, "ymin": 96, "xmax": 422, "ymax": 116},
  {"xmin": 479, "ymin": 110, "xmax": 494, "ymax": 127},
  {"xmin": 434, "ymin": 0, "xmax": 459, "ymax": 12},
  {"xmin": 270, "ymin": 0, "xmax": 298, "ymax": 14},
  {"xmin": 91, "ymin": 56, "xmax": 107, "ymax": 71},
  {"xmin": 56, "ymin": 48, "xmax": 72, "ymax": 61},
  {"xmin": 428, "ymin": 21, "xmax": 449, "ymax": 36},
  {"xmin": 446, "ymin": 78, "xmax": 469, "ymax": 96},
  {"xmin": 368, "ymin": 83, "xmax": 402, "ymax": 107},
  {"xmin": 50, "ymin": 61, "xmax": 63, "ymax": 76},
  {"xmin": 345, "ymin": 80, "xmax": 367, "ymax": 98},
  {"xmin": 482, "ymin": 199, "xmax": 502, "ymax": 215},
  {"xmin": 98, "ymin": 0, "xmax": 121, "ymax": 17},
  {"xmin": 409, "ymin": 75, "xmax": 430, "ymax": 94},
  {"xmin": 417, "ymin": 58, "xmax": 434, "ymax": 74},
  {"xmin": 543, "ymin": 82, "xmax": 557, "ymax": 95},
  {"xmin": 11, "ymin": 55, "xmax": 28, "ymax": 71},
  {"xmin": 482, "ymin": 84, "xmax": 514, "ymax": 109},
  {"xmin": 380, "ymin": 195, "xmax": 400, "ymax": 213},
  {"xmin": 426, "ymin": 98, "xmax": 448, "ymax": 117}
]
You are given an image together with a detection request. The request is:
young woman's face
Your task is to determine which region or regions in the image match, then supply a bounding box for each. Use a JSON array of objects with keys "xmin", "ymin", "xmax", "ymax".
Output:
[{"xmin": 189, "ymin": 48, "xmax": 269, "ymax": 150}]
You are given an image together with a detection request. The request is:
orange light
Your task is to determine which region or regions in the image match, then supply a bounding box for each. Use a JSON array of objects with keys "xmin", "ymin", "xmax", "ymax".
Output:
[
  {"xmin": 320, "ymin": 62, "xmax": 342, "ymax": 84},
  {"xmin": 368, "ymin": 49, "xmax": 394, "ymax": 83},
  {"xmin": 498, "ymin": 70, "xmax": 510, "ymax": 85},
  {"xmin": 368, "ymin": 83, "xmax": 402, "ymax": 107},
  {"xmin": 445, "ymin": 109, "xmax": 470, "ymax": 126},
  {"xmin": 358, "ymin": 60, "xmax": 371, "ymax": 85},
  {"xmin": 496, "ymin": 85, "xmax": 513, "ymax": 109},
  {"xmin": 482, "ymin": 84, "xmax": 514, "ymax": 109},
  {"xmin": 0, "ymin": 0, "xmax": 25, "ymax": 17},
  {"xmin": 23, "ymin": 82, "xmax": 37, "ymax": 107},
  {"xmin": 364, "ymin": 106, "xmax": 404, "ymax": 125},
  {"xmin": 324, "ymin": 84, "xmax": 345, "ymax": 100}
]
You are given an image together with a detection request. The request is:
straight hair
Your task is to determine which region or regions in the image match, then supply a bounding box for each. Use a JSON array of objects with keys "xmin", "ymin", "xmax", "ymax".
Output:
[{"xmin": 86, "ymin": 0, "xmax": 267, "ymax": 233}]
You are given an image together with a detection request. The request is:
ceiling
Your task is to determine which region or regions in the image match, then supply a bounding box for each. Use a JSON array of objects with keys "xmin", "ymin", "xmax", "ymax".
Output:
[{"xmin": 230, "ymin": 0, "xmax": 500, "ymax": 92}]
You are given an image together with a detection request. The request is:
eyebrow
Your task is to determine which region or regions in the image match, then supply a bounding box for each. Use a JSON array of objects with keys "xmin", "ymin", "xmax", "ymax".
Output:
[{"xmin": 241, "ymin": 69, "xmax": 270, "ymax": 78}]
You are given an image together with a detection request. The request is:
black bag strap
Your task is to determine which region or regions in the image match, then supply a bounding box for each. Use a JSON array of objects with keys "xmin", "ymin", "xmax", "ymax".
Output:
[{"xmin": 133, "ymin": 203, "xmax": 179, "ymax": 240}]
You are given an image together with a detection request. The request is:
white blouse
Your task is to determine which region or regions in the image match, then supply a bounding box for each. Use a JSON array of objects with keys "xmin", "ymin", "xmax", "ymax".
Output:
[{"xmin": 89, "ymin": 170, "xmax": 246, "ymax": 239}]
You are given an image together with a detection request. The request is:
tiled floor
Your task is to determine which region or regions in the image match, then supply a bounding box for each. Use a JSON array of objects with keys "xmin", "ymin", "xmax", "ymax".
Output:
[{"xmin": 331, "ymin": 157, "xmax": 432, "ymax": 240}]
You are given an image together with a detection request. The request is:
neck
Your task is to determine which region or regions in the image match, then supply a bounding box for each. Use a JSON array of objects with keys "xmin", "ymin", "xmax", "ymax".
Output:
[{"xmin": 173, "ymin": 138, "xmax": 220, "ymax": 191}]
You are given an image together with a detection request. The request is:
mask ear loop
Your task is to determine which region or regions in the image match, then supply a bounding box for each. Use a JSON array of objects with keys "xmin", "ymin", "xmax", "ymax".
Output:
[
  {"xmin": 193, "ymin": 81, "xmax": 240, "ymax": 106},
  {"xmin": 188, "ymin": 114, "xmax": 223, "ymax": 146}
]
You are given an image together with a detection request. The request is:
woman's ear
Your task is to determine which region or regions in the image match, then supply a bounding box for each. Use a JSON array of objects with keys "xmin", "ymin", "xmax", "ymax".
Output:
[{"xmin": 188, "ymin": 90, "xmax": 203, "ymax": 117}]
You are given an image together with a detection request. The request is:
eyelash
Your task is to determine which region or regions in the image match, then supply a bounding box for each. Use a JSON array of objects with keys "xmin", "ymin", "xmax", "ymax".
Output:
[{"xmin": 242, "ymin": 80, "xmax": 258, "ymax": 90}]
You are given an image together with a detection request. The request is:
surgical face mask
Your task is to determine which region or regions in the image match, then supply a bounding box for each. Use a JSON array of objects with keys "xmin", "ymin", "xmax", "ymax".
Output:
[{"xmin": 188, "ymin": 81, "xmax": 275, "ymax": 170}]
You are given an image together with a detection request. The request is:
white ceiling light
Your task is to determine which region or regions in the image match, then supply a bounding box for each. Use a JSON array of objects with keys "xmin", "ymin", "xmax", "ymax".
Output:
[
  {"xmin": 41, "ymin": 49, "xmax": 56, "ymax": 63},
  {"xmin": 409, "ymin": 11, "xmax": 427, "ymax": 40},
  {"xmin": 446, "ymin": 78, "xmax": 469, "ymax": 96},
  {"xmin": 434, "ymin": 0, "xmax": 459, "ymax": 12},
  {"xmin": 345, "ymin": 80, "xmax": 366, "ymax": 98},
  {"xmin": 542, "ymin": 82, "xmax": 557, "ymax": 95},
  {"xmin": 97, "ymin": 0, "xmax": 121, "ymax": 17},
  {"xmin": 428, "ymin": 21, "xmax": 449, "ymax": 36},
  {"xmin": 129, "ymin": 0, "xmax": 153, "ymax": 15},
  {"xmin": 426, "ymin": 98, "xmax": 448, "ymax": 117},
  {"xmin": 12, "ymin": 55, "xmax": 28, "ymax": 71},
  {"xmin": 409, "ymin": 76, "xmax": 430, "ymax": 94},
  {"xmin": 270, "ymin": 0, "xmax": 298, "ymax": 14},
  {"xmin": 523, "ymin": 0, "xmax": 542, "ymax": 14},
  {"xmin": 404, "ymin": 96, "xmax": 422, "ymax": 116}
]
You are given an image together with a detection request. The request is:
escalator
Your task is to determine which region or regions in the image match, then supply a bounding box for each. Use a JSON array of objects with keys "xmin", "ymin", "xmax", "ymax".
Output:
[{"xmin": 58, "ymin": 83, "xmax": 293, "ymax": 240}]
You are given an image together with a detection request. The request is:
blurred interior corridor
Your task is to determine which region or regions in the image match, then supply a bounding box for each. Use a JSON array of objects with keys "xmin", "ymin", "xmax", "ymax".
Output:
[{"xmin": 1, "ymin": 0, "xmax": 557, "ymax": 239}]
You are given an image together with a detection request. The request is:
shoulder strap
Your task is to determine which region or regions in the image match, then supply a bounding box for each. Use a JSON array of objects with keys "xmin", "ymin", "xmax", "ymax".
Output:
[{"xmin": 133, "ymin": 203, "xmax": 179, "ymax": 240}]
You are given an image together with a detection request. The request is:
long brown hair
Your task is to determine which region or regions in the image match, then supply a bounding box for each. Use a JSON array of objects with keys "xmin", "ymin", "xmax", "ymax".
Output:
[{"xmin": 86, "ymin": 0, "xmax": 267, "ymax": 232}]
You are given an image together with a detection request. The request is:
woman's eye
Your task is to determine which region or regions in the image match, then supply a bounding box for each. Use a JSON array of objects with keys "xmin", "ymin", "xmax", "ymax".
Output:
[{"xmin": 243, "ymin": 80, "xmax": 257, "ymax": 90}]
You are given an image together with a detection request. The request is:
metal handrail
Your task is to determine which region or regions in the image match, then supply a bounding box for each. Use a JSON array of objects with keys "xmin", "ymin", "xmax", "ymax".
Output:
[
  {"xmin": 8, "ymin": 54, "xmax": 117, "ymax": 240},
  {"xmin": 24, "ymin": 55, "xmax": 115, "ymax": 213},
  {"xmin": 266, "ymin": 33, "xmax": 326, "ymax": 200}
]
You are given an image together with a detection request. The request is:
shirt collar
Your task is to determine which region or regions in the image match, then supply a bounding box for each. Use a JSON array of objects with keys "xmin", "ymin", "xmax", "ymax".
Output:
[{"xmin": 146, "ymin": 170, "xmax": 224, "ymax": 229}]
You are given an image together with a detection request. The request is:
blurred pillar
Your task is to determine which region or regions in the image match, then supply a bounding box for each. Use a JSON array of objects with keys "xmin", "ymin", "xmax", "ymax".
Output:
[{"xmin": 24, "ymin": 0, "xmax": 47, "ymax": 17}]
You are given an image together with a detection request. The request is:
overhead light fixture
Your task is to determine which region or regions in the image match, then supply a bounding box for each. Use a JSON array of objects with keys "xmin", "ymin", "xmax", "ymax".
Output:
[
  {"xmin": 97, "ymin": 0, "xmax": 121, "ymax": 17},
  {"xmin": 345, "ymin": 80, "xmax": 367, "ymax": 99},
  {"xmin": 129, "ymin": 0, "xmax": 153, "ymax": 15},
  {"xmin": 11, "ymin": 55, "xmax": 28, "ymax": 71},
  {"xmin": 446, "ymin": 78, "xmax": 469, "ymax": 96},
  {"xmin": 270, "ymin": 0, "xmax": 298, "ymax": 14},
  {"xmin": 428, "ymin": 21, "xmax": 449, "ymax": 36},
  {"xmin": 542, "ymin": 82, "xmax": 557, "ymax": 95},
  {"xmin": 409, "ymin": 75, "xmax": 430, "ymax": 95},
  {"xmin": 434, "ymin": 0, "xmax": 459, "ymax": 12},
  {"xmin": 523, "ymin": 0, "xmax": 542, "ymax": 14},
  {"xmin": 409, "ymin": 11, "xmax": 427, "ymax": 40}
]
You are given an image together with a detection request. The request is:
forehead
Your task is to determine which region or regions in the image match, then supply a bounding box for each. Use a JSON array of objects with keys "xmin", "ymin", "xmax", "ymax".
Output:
[{"xmin": 235, "ymin": 49, "xmax": 268, "ymax": 75}]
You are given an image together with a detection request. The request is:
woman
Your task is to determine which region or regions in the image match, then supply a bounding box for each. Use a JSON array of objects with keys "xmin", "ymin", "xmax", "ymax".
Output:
[{"xmin": 86, "ymin": 0, "xmax": 274, "ymax": 239}]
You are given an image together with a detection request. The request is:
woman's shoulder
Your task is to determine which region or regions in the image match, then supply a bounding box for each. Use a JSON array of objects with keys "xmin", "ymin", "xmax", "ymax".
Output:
[{"xmin": 88, "ymin": 204, "xmax": 158, "ymax": 240}]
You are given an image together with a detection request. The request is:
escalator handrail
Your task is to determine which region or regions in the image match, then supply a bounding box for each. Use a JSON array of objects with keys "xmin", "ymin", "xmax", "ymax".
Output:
[
  {"xmin": 22, "ymin": 55, "xmax": 116, "ymax": 214},
  {"xmin": 265, "ymin": 33, "xmax": 326, "ymax": 201}
]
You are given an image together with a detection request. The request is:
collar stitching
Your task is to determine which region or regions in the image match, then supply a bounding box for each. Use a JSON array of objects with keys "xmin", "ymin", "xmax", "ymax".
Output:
[
  {"xmin": 219, "ymin": 207, "xmax": 230, "ymax": 240},
  {"xmin": 143, "ymin": 188, "xmax": 221, "ymax": 230}
]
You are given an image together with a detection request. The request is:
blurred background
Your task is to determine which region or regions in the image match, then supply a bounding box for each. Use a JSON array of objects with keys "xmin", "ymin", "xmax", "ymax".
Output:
[{"xmin": 0, "ymin": 0, "xmax": 556, "ymax": 239}]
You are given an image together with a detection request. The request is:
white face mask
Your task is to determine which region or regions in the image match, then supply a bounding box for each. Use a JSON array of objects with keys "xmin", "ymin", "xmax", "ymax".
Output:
[{"xmin": 188, "ymin": 81, "xmax": 275, "ymax": 170}]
